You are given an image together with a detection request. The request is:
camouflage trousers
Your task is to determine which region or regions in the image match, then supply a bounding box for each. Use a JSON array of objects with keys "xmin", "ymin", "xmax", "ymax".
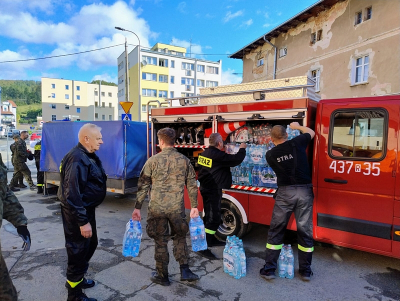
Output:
[
  {"xmin": 10, "ymin": 163, "xmax": 33, "ymax": 188},
  {"xmin": 0, "ymin": 242, "xmax": 18, "ymax": 301},
  {"xmin": 11, "ymin": 164, "xmax": 23, "ymax": 186},
  {"xmin": 146, "ymin": 211, "xmax": 189, "ymax": 276}
]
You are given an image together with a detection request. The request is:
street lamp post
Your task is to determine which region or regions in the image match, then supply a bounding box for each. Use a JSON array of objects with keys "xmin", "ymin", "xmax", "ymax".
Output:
[{"xmin": 115, "ymin": 27, "xmax": 141, "ymax": 121}]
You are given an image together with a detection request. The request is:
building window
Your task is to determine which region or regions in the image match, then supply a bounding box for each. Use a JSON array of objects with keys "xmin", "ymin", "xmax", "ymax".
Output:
[
  {"xmin": 109, "ymin": 103, "xmax": 112, "ymax": 108},
  {"xmin": 159, "ymin": 90, "xmax": 168, "ymax": 98},
  {"xmin": 143, "ymin": 56, "xmax": 157, "ymax": 65},
  {"xmin": 159, "ymin": 75, "xmax": 168, "ymax": 83},
  {"xmin": 355, "ymin": 11, "xmax": 362, "ymax": 25},
  {"xmin": 206, "ymin": 66, "xmax": 219, "ymax": 74},
  {"xmin": 65, "ymin": 105, "xmax": 70, "ymax": 110},
  {"xmin": 171, "ymin": 60, "xmax": 175, "ymax": 68},
  {"xmin": 95, "ymin": 91, "xmax": 98, "ymax": 96},
  {"xmin": 118, "ymin": 75, "xmax": 124, "ymax": 84},
  {"xmin": 118, "ymin": 62, "xmax": 124, "ymax": 71},
  {"xmin": 77, "ymin": 95, "xmax": 80, "ymax": 100},
  {"xmin": 365, "ymin": 7, "xmax": 372, "ymax": 20},
  {"xmin": 51, "ymin": 83, "xmax": 55, "ymax": 89},
  {"xmin": 182, "ymin": 62, "xmax": 194, "ymax": 70},
  {"xmin": 353, "ymin": 55, "xmax": 369, "ymax": 84},
  {"xmin": 279, "ymin": 48, "xmax": 287, "ymax": 58},
  {"xmin": 65, "ymin": 94, "xmax": 69, "ymax": 99},
  {"xmin": 311, "ymin": 30, "xmax": 322, "ymax": 44},
  {"xmin": 95, "ymin": 113, "xmax": 98, "ymax": 119},
  {"xmin": 51, "ymin": 93, "xmax": 55, "ymax": 98},
  {"xmin": 181, "ymin": 77, "xmax": 194, "ymax": 85},
  {"xmin": 142, "ymin": 72, "xmax": 157, "ymax": 81},
  {"xmin": 257, "ymin": 58, "xmax": 264, "ymax": 67},
  {"xmin": 206, "ymin": 81, "xmax": 218, "ymax": 87},
  {"xmin": 77, "ymin": 119, "xmax": 80, "ymax": 121},
  {"xmin": 65, "ymin": 85, "xmax": 69, "ymax": 90},
  {"xmin": 197, "ymin": 79, "xmax": 205, "ymax": 87},
  {"xmin": 159, "ymin": 58, "xmax": 168, "ymax": 67},
  {"xmin": 95, "ymin": 102, "xmax": 98, "ymax": 107},
  {"xmin": 51, "ymin": 104, "xmax": 56, "ymax": 109},
  {"xmin": 311, "ymin": 69, "xmax": 320, "ymax": 92},
  {"xmin": 170, "ymin": 76, "xmax": 175, "ymax": 84},
  {"xmin": 102, "ymin": 115, "xmax": 105, "ymax": 120},
  {"xmin": 52, "ymin": 115, "xmax": 56, "ymax": 121},
  {"xmin": 142, "ymin": 89, "xmax": 157, "ymax": 97},
  {"xmin": 102, "ymin": 102, "xmax": 105, "ymax": 107},
  {"xmin": 197, "ymin": 65, "xmax": 205, "ymax": 72},
  {"xmin": 77, "ymin": 108, "xmax": 81, "ymax": 113},
  {"xmin": 108, "ymin": 92, "xmax": 112, "ymax": 97},
  {"xmin": 109, "ymin": 115, "xmax": 112, "ymax": 121},
  {"xmin": 170, "ymin": 91, "xmax": 174, "ymax": 98},
  {"xmin": 142, "ymin": 105, "xmax": 147, "ymax": 112},
  {"xmin": 101, "ymin": 92, "xmax": 105, "ymax": 97},
  {"xmin": 77, "ymin": 86, "xmax": 80, "ymax": 91}
]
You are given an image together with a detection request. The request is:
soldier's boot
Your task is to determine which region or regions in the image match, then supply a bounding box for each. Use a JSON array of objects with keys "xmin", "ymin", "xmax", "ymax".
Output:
[
  {"xmin": 66, "ymin": 283, "xmax": 97, "ymax": 301},
  {"xmin": 150, "ymin": 269, "xmax": 170, "ymax": 286},
  {"xmin": 9, "ymin": 185, "xmax": 20, "ymax": 192},
  {"xmin": 206, "ymin": 233, "xmax": 225, "ymax": 247},
  {"xmin": 180, "ymin": 264, "xmax": 199, "ymax": 282},
  {"xmin": 19, "ymin": 183, "xmax": 27, "ymax": 188}
]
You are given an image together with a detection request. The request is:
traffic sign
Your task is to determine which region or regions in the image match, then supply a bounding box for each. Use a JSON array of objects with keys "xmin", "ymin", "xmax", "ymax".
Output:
[
  {"xmin": 122, "ymin": 114, "xmax": 132, "ymax": 121},
  {"xmin": 39, "ymin": 121, "xmax": 44, "ymax": 126},
  {"xmin": 120, "ymin": 102, "xmax": 133, "ymax": 114}
]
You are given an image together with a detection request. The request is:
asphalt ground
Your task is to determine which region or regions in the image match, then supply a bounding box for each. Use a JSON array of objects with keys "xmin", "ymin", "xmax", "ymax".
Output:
[{"xmin": 1, "ymin": 164, "xmax": 400, "ymax": 301}]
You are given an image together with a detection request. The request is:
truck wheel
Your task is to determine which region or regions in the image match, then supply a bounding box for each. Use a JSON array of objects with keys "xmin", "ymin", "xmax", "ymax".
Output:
[{"xmin": 216, "ymin": 198, "xmax": 248, "ymax": 240}]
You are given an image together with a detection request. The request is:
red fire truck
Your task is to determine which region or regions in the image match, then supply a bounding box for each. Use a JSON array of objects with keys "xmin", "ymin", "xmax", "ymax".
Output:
[{"xmin": 147, "ymin": 76, "xmax": 400, "ymax": 259}]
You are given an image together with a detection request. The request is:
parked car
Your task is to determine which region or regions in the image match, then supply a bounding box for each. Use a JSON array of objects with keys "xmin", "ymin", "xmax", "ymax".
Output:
[
  {"xmin": 30, "ymin": 131, "xmax": 42, "ymax": 141},
  {"xmin": 7, "ymin": 129, "xmax": 20, "ymax": 138}
]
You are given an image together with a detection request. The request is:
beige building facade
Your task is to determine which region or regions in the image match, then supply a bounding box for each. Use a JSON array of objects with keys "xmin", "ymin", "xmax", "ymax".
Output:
[
  {"xmin": 42, "ymin": 78, "xmax": 118, "ymax": 122},
  {"xmin": 230, "ymin": 0, "xmax": 400, "ymax": 99}
]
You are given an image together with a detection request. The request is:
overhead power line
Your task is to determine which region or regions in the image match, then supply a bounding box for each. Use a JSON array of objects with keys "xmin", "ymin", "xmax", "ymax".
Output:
[{"xmin": 0, "ymin": 43, "xmax": 235, "ymax": 64}]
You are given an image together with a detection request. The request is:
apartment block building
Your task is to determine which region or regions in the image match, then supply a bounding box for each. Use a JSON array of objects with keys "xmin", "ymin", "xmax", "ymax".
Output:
[
  {"xmin": 117, "ymin": 43, "xmax": 222, "ymax": 121},
  {"xmin": 230, "ymin": 0, "xmax": 400, "ymax": 99},
  {"xmin": 42, "ymin": 78, "xmax": 119, "ymax": 122}
]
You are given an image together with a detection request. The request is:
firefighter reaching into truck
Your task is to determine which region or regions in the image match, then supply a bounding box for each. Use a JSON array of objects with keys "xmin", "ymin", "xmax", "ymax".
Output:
[
  {"xmin": 197, "ymin": 133, "xmax": 246, "ymax": 260},
  {"xmin": 259, "ymin": 122, "xmax": 315, "ymax": 282}
]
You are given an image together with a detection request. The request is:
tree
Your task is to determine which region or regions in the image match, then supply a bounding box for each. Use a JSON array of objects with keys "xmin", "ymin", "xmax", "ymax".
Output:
[{"xmin": 91, "ymin": 80, "xmax": 117, "ymax": 86}]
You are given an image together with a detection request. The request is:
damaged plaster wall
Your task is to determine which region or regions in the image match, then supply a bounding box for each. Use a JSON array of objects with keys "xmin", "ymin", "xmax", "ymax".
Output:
[{"xmin": 241, "ymin": 0, "xmax": 400, "ymax": 99}]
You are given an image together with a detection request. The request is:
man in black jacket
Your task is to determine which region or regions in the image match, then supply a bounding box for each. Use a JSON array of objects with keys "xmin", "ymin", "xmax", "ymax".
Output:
[
  {"xmin": 58, "ymin": 123, "xmax": 107, "ymax": 301},
  {"xmin": 197, "ymin": 133, "xmax": 246, "ymax": 259}
]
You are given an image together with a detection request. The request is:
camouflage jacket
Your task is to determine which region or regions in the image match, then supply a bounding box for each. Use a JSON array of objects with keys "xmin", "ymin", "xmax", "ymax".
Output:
[
  {"xmin": 135, "ymin": 147, "xmax": 198, "ymax": 213},
  {"xmin": 0, "ymin": 153, "xmax": 27, "ymax": 229},
  {"xmin": 14, "ymin": 138, "xmax": 29, "ymax": 164}
]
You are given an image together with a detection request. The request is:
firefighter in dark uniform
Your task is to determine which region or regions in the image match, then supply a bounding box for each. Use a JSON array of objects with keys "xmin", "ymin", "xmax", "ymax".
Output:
[
  {"xmin": 0, "ymin": 153, "xmax": 31, "ymax": 301},
  {"xmin": 9, "ymin": 131, "xmax": 35, "ymax": 191},
  {"xmin": 197, "ymin": 133, "xmax": 246, "ymax": 259},
  {"xmin": 33, "ymin": 140, "xmax": 44, "ymax": 194},
  {"xmin": 58, "ymin": 124, "xmax": 107, "ymax": 301},
  {"xmin": 259, "ymin": 122, "xmax": 315, "ymax": 282},
  {"xmin": 10, "ymin": 135, "xmax": 24, "ymax": 191},
  {"xmin": 132, "ymin": 128, "xmax": 200, "ymax": 286}
]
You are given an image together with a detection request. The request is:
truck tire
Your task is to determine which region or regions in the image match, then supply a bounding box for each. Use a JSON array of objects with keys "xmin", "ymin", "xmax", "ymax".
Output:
[{"xmin": 216, "ymin": 198, "xmax": 248, "ymax": 240}]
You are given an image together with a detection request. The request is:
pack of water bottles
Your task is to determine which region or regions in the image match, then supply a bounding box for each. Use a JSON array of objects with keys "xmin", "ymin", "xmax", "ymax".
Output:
[
  {"xmin": 122, "ymin": 219, "xmax": 142, "ymax": 257},
  {"xmin": 277, "ymin": 244, "xmax": 295, "ymax": 279},
  {"xmin": 189, "ymin": 216, "xmax": 208, "ymax": 252},
  {"xmin": 223, "ymin": 236, "xmax": 246, "ymax": 279}
]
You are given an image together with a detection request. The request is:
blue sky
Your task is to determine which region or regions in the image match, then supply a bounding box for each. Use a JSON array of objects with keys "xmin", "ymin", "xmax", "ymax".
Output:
[{"xmin": 0, "ymin": 0, "xmax": 316, "ymax": 85}]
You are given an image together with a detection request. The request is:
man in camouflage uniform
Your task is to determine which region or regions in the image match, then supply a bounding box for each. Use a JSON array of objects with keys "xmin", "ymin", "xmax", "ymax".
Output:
[
  {"xmin": 10, "ymin": 135, "xmax": 24, "ymax": 191},
  {"xmin": 33, "ymin": 140, "xmax": 44, "ymax": 194},
  {"xmin": 9, "ymin": 131, "xmax": 35, "ymax": 191},
  {"xmin": 0, "ymin": 153, "xmax": 32, "ymax": 301},
  {"xmin": 132, "ymin": 127, "xmax": 200, "ymax": 286}
]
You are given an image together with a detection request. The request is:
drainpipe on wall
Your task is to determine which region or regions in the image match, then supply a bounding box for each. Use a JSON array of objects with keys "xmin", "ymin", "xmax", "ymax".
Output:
[{"xmin": 263, "ymin": 35, "xmax": 277, "ymax": 80}]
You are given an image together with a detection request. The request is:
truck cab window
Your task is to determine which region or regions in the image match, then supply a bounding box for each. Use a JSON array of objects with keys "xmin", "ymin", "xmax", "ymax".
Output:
[{"xmin": 330, "ymin": 109, "xmax": 386, "ymax": 159}]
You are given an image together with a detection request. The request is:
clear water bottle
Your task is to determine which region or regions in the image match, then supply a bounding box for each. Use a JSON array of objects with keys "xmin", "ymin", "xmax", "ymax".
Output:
[
  {"xmin": 232, "ymin": 245, "xmax": 241, "ymax": 279},
  {"xmin": 269, "ymin": 167, "xmax": 278, "ymax": 188},
  {"xmin": 239, "ymin": 247, "xmax": 246, "ymax": 277},
  {"xmin": 189, "ymin": 216, "xmax": 208, "ymax": 252},
  {"xmin": 260, "ymin": 166, "xmax": 269, "ymax": 188},
  {"xmin": 251, "ymin": 166, "xmax": 259, "ymax": 187},
  {"xmin": 122, "ymin": 220, "xmax": 142, "ymax": 257},
  {"xmin": 227, "ymin": 243, "xmax": 235, "ymax": 276},
  {"xmin": 278, "ymin": 245, "xmax": 288, "ymax": 278},
  {"xmin": 223, "ymin": 238, "xmax": 231, "ymax": 274},
  {"xmin": 286, "ymin": 244, "xmax": 294, "ymax": 279}
]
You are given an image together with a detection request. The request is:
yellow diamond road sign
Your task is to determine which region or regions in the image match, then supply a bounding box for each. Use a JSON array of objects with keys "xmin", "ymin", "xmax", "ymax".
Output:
[{"xmin": 120, "ymin": 102, "xmax": 133, "ymax": 114}]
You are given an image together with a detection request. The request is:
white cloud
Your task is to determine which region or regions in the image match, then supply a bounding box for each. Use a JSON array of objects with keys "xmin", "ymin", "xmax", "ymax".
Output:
[
  {"xmin": 92, "ymin": 73, "xmax": 118, "ymax": 84},
  {"xmin": 241, "ymin": 19, "xmax": 253, "ymax": 28},
  {"xmin": 170, "ymin": 37, "xmax": 204, "ymax": 59},
  {"xmin": 0, "ymin": 50, "xmax": 35, "ymax": 80},
  {"xmin": 263, "ymin": 23, "xmax": 273, "ymax": 28},
  {"xmin": 221, "ymin": 69, "xmax": 242, "ymax": 85},
  {"xmin": 177, "ymin": 2, "xmax": 187, "ymax": 13},
  {"xmin": 223, "ymin": 10, "xmax": 243, "ymax": 23}
]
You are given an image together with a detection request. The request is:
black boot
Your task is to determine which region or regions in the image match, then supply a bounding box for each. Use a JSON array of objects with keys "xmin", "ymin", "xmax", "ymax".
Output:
[
  {"xmin": 9, "ymin": 186, "xmax": 20, "ymax": 192},
  {"xmin": 37, "ymin": 186, "xmax": 43, "ymax": 194},
  {"xmin": 150, "ymin": 271, "xmax": 170, "ymax": 286},
  {"xmin": 206, "ymin": 233, "xmax": 225, "ymax": 247},
  {"xmin": 67, "ymin": 286, "xmax": 97, "ymax": 301},
  {"xmin": 65, "ymin": 278, "xmax": 95, "ymax": 289},
  {"xmin": 180, "ymin": 264, "xmax": 199, "ymax": 282},
  {"xmin": 19, "ymin": 183, "xmax": 27, "ymax": 188}
]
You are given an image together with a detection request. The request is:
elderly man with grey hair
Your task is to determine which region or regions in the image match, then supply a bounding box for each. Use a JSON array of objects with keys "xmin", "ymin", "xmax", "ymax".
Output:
[
  {"xmin": 58, "ymin": 123, "xmax": 107, "ymax": 301},
  {"xmin": 197, "ymin": 133, "xmax": 246, "ymax": 259}
]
